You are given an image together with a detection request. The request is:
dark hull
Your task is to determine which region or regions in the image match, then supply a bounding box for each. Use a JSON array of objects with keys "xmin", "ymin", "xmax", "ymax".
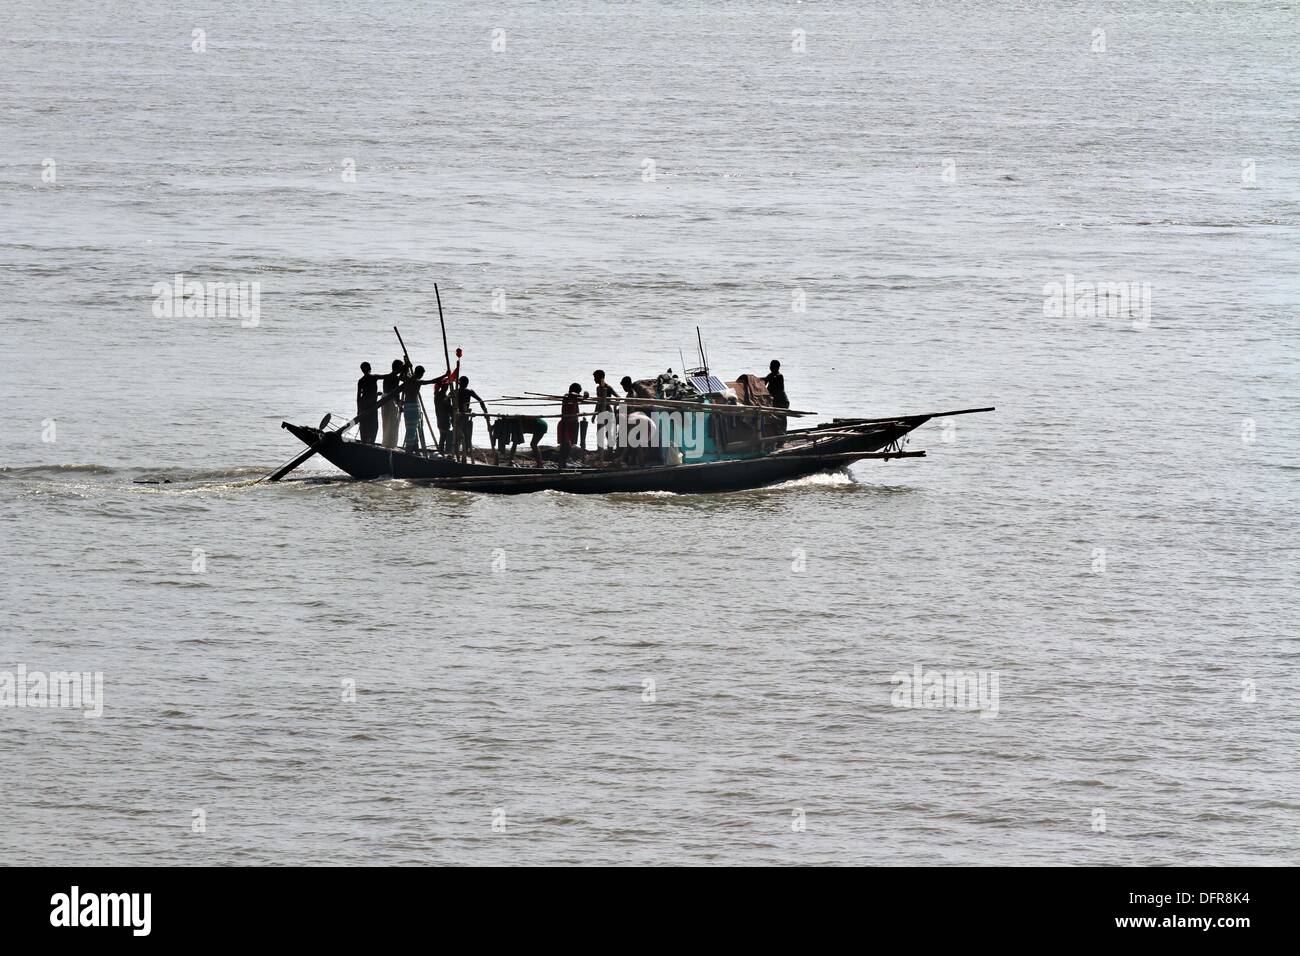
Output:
[
  {"xmin": 281, "ymin": 415, "xmax": 935, "ymax": 494},
  {"xmin": 280, "ymin": 423, "xmax": 526, "ymax": 480},
  {"xmin": 416, "ymin": 419, "xmax": 926, "ymax": 494}
]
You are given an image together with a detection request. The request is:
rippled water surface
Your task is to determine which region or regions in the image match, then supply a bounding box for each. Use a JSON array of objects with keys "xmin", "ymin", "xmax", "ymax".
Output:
[{"xmin": 1, "ymin": 0, "xmax": 1297, "ymax": 865}]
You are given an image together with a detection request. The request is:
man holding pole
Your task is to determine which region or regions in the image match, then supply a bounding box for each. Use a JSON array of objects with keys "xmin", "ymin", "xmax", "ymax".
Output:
[
  {"xmin": 454, "ymin": 376, "xmax": 491, "ymax": 458},
  {"xmin": 433, "ymin": 382, "xmax": 453, "ymax": 454},
  {"xmin": 400, "ymin": 365, "xmax": 445, "ymax": 452}
]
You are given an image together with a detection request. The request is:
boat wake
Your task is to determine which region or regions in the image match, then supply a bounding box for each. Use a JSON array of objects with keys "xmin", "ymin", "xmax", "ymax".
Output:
[
  {"xmin": 0, "ymin": 463, "xmax": 119, "ymax": 478},
  {"xmin": 2, "ymin": 462, "xmax": 916, "ymax": 501},
  {"xmin": 768, "ymin": 469, "xmax": 858, "ymax": 491},
  {"xmin": 535, "ymin": 465, "xmax": 898, "ymax": 499},
  {"xmin": 1, "ymin": 463, "xmax": 273, "ymax": 494}
]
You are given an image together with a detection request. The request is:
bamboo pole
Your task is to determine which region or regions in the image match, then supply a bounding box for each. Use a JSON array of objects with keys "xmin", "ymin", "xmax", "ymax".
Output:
[
  {"xmin": 511, "ymin": 393, "xmax": 816, "ymax": 418},
  {"xmin": 755, "ymin": 429, "xmax": 884, "ymax": 445},
  {"xmin": 830, "ymin": 407, "xmax": 996, "ymax": 424},
  {"xmin": 433, "ymin": 284, "xmax": 458, "ymax": 460}
]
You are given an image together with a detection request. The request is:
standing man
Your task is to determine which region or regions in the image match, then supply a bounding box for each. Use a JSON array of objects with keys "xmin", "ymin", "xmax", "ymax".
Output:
[
  {"xmin": 764, "ymin": 360, "xmax": 789, "ymax": 409},
  {"xmin": 433, "ymin": 382, "xmax": 453, "ymax": 454},
  {"xmin": 356, "ymin": 362, "xmax": 384, "ymax": 444},
  {"xmin": 401, "ymin": 365, "xmax": 443, "ymax": 452},
  {"xmin": 380, "ymin": 359, "xmax": 404, "ymax": 448},
  {"xmin": 591, "ymin": 369, "xmax": 619, "ymax": 457},
  {"xmin": 557, "ymin": 382, "xmax": 587, "ymax": 469},
  {"xmin": 454, "ymin": 376, "xmax": 492, "ymax": 458}
]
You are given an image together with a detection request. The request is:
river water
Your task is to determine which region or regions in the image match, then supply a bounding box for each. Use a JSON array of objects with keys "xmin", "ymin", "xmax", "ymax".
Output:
[{"xmin": 1, "ymin": 0, "xmax": 1297, "ymax": 865}]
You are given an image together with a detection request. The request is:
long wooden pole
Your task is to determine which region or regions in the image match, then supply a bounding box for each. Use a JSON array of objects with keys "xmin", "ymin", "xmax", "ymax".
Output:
[
  {"xmin": 434, "ymin": 284, "xmax": 453, "ymax": 380},
  {"xmin": 830, "ymin": 407, "xmax": 996, "ymax": 424},
  {"xmin": 514, "ymin": 392, "xmax": 815, "ymax": 418},
  {"xmin": 433, "ymin": 284, "xmax": 459, "ymax": 461}
]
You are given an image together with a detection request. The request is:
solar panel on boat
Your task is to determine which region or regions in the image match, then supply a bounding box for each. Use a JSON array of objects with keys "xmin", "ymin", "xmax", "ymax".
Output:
[{"xmin": 690, "ymin": 375, "xmax": 729, "ymax": 395}]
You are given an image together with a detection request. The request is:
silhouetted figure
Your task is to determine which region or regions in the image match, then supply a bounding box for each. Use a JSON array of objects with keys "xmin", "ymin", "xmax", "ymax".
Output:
[
  {"xmin": 356, "ymin": 362, "xmax": 384, "ymax": 444},
  {"xmin": 620, "ymin": 375, "xmax": 648, "ymax": 412},
  {"xmin": 764, "ymin": 360, "xmax": 789, "ymax": 409},
  {"xmin": 433, "ymin": 382, "xmax": 452, "ymax": 454},
  {"xmin": 557, "ymin": 382, "xmax": 587, "ymax": 469},
  {"xmin": 454, "ymin": 376, "xmax": 491, "ymax": 457},
  {"xmin": 401, "ymin": 365, "xmax": 444, "ymax": 451},
  {"xmin": 592, "ymin": 369, "xmax": 620, "ymax": 457},
  {"xmin": 492, "ymin": 415, "xmax": 548, "ymax": 466},
  {"xmin": 379, "ymin": 359, "xmax": 404, "ymax": 448}
]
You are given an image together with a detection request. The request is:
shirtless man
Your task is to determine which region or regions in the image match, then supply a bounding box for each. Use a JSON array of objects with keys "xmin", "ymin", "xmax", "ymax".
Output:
[
  {"xmin": 763, "ymin": 360, "xmax": 789, "ymax": 409},
  {"xmin": 433, "ymin": 382, "xmax": 453, "ymax": 454},
  {"xmin": 453, "ymin": 376, "xmax": 492, "ymax": 457},
  {"xmin": 557, "ymin": 382, "xmax": 588, "ymax": 469},
  {"xmin": 591, "ymin": 369, "xmax": 620, "ymax": 457},
  {"xmin": 400, "ymin": 365, "xmax": 444, "ymax": 451}
]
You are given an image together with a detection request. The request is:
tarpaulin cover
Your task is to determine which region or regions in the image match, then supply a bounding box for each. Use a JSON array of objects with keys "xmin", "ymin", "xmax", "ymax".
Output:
[{"xmin": 729, "ymin": 374, "xmax": 773, "ymax": 407}]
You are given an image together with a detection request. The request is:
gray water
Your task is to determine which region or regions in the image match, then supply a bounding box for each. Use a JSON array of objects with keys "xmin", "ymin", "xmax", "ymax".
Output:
[{"xmin": 1, "ymin": 1, "xmax": 1297, "ymax": 865}]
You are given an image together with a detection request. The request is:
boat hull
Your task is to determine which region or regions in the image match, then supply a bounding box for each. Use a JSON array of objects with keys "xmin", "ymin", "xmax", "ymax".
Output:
[
  {"xmin": 416, "ymin": 420, "xmax": 926, "ymax": 494},
  {"xmin": 279, "ymin": 423, "xmax": 524, "ymax": 480},
  {"xmin": 280, "ymin": 416, "xmax": 930, "ymax": 494}
]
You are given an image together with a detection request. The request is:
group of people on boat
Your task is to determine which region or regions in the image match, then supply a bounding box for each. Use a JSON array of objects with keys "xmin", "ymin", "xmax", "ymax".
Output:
[
  {"xmin": 355, "ymin": 358, "xmax": 789, "ymax": 468},
  {"xmin": 479, "ymin": 370, "xmax": 638, "ymax": 469},
  {"xmin": 355, "ymin": 359, "xmax": 488, "ymax": 456}
]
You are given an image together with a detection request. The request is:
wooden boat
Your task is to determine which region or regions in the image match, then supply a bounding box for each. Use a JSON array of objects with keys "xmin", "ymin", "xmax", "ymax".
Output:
[
  {"xmin": 267, "ymin": 316, "xmax": 992, "ymax": 494},
  {"xmin": 279, "ymin": 408, "xmax": 992, "ymax": 494}
]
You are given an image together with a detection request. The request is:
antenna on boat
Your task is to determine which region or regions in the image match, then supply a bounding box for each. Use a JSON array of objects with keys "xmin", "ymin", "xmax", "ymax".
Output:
[{"xmin": 696, "ymin": 326, "xmax": 709, "ymax": 378}]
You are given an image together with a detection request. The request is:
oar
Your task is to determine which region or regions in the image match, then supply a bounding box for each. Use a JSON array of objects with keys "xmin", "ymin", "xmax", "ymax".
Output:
[{"xmin": 261, "ymin": 395, "xmax": 398, "ymax": 483}]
